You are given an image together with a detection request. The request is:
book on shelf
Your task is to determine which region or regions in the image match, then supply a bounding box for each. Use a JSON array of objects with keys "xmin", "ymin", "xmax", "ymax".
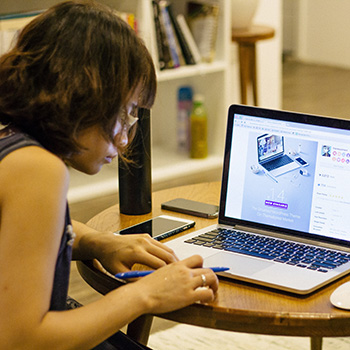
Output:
[
  {"xmin": 152, "ymin": 0, "xmax": 174, "ymax": 70},
  {"xmin": 176, "ymin": 13, "xmax": 202, "ymax": 64},
  {"xmin": 158, "ymin": 0, "xmax": 185, "ymax": 68},
  {"xmin": 153, "ymin": 0, "xmax": 203, "ymax": 70},
  {"xmin": 187, "ymin": 1, "xmax": 219, "ymax": 63},
  {"xmin": 166, "ymin": 4, "xmax": 196, "ymax": 65}
]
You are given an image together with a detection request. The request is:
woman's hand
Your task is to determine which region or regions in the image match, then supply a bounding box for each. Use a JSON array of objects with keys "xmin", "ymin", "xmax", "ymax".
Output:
[
  {"xmin": 133, "ymin": 254, "xmax": 219, "ymax": 314},
  {"xmin": 78, "ymin": 230, "xmax": 178, "ymax": 274}
]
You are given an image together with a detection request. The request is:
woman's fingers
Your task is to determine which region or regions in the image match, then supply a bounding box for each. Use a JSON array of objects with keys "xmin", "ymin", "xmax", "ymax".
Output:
[{"xmin": 191, "ymin": 267, "xmax": 219, "ymax": 293}]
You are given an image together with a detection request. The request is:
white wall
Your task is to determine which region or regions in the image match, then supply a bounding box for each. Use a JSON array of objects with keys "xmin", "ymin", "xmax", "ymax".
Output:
[
  {"xmin": 296, "ymin": 0, "xmax": 350, "ymax": 69},
  {"xmin": 230, "ymin": 0, "xmax": 283, "ymax": 109}
]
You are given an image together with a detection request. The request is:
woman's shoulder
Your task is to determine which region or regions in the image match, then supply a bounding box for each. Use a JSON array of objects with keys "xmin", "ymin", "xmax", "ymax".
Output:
[{"xmin": 0, "ymin": 141, "xmax": 69, "ymax": 194}]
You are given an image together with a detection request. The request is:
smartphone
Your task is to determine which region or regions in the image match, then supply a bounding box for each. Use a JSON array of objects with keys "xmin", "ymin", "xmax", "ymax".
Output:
[
  {"xmin": 294, "ymin": 156, "xmax": 309, "ymax": 167},
  {"xmin": 117, "ymin": 215, "xmax": 195, "ymax": 241},
  {"xmin": 161, "ymin": 198, "xmax": 219, "ymax": 219}
]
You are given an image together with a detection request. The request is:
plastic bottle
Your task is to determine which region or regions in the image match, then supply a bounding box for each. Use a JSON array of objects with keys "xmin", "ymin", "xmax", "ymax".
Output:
[
  {"xmin": 177, "ymin": 86, "xmax": 193, "ymax": 153},
  {"xmin": 190, "ymin": 94, "xmax": 208, "ymax": 159}
]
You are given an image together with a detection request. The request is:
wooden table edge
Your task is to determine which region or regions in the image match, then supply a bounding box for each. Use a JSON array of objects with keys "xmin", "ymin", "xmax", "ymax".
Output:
[{"xmin": 76, "ymin": 259, "xmax": 350, "ymax": 337}]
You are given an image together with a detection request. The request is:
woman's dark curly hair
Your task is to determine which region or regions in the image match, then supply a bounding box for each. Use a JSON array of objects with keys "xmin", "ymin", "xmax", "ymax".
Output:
[{"xmin": 0, "ymin": 0, "xmax": 156, "ymax": 158}]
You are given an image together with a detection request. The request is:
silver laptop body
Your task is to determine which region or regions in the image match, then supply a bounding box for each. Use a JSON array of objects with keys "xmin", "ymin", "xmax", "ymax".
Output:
[{"xmin": 166, "ymin": 105, "xmax": 350, "ymax": 295}]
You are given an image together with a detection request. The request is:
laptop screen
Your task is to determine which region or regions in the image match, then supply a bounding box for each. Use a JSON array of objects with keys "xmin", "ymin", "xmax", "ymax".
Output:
[{"xmin": 220, "ymin": 105, "xmax": 350, "ymax": 247}]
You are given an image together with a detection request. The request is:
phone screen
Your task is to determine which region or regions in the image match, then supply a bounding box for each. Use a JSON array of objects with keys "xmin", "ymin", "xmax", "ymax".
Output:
[
  {"xmin": 118, "ymin": 216, "xmax": 195, "ymax": 240},
  {"xmin": 295, "ymin": 157, "xmax": 307, "ymax": 166}
]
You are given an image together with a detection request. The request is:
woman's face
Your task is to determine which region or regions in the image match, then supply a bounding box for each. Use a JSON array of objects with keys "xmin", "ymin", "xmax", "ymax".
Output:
[
  {"xmin": 65, "ymin": 124, "xmax": 120, "ymax": 175},
  {"xmin": 66, "ymin": 89, "xmax": 140, "ymax": 175}
]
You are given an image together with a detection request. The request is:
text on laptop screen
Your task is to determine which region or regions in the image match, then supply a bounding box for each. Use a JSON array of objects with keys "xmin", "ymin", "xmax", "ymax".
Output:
[{"xmin": 224, "ymin": 112, "xmax": 350, "ymax": 243}]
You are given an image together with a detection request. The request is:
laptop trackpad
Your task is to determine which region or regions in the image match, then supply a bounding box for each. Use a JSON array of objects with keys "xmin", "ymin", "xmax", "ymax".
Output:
[{"xmin": 204, "ymin": 252, "xmax": 274, "ymax": 276}]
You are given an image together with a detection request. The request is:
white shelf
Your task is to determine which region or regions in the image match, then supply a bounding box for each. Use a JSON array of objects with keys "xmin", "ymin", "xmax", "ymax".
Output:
[
  {"xmin": 156, "ymin": 61, "xmax": 228, "ymax": 82},
  {"xmin": 67, "ymin": 146, "xmax": 223, "ymax": 203},
  {"xmin": 68, "ymin": 163, "xmax": 119, "ymax": 203},
  {"xmin": 152, "ymin": 146, "xmax": 223, "ymax": 184}
]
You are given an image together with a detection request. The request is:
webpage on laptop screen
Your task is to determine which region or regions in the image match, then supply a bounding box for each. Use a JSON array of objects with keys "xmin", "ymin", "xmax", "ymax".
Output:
[{"xmin": 225, "ymin": 113, "xmax": 350, "ymax": 241}]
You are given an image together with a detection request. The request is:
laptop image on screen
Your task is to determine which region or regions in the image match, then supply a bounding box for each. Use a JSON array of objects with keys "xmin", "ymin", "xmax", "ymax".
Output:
[
  {"xmin": 257, "ymin": 133, "xmax": 299, "ymax": 177},
  {"xmin": 165, "ymin": 104, "xmax": 350, "ymax": 295}
]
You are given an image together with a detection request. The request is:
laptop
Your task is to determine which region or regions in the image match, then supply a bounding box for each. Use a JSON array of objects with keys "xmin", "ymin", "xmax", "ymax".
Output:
[
  {"xmin": 166, "ymin": 104, "xmax": 350, "ymax": 295},
  {"xmin": 257, "ymin": 133, "xmax": 299, "ymax": 177}
]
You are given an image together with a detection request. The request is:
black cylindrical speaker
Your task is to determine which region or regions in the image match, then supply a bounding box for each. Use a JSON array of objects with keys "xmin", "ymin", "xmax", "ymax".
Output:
[{"xmin": 118, "ymin": 108, "xmax": 152, "ymax": 215}]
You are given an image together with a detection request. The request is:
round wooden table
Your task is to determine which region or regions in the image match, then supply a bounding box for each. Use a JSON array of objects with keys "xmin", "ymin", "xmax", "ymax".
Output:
[
  {"xmin": 77, "ymin": 182, "xmax": 350, "ymax": 350},
  {"xmin": 232, "ymin": 25, "xmax": 275, "ymax": 106}
]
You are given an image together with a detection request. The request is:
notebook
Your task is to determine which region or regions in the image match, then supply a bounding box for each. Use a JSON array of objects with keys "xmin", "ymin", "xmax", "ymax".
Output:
[
  {"xmin": 166, "ymin": 104, "xmax": 350, "ymax": 294},
  {"xmin": 257, "ymin": 133, "xmax": 299, "ymax": 177}
]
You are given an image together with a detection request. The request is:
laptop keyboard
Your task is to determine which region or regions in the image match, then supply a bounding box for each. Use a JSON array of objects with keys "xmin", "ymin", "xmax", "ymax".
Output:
[
  {"xmin": 263, "ymin": 154, "xmax": 293, "ymax": 171},
  {"xmin": 185, "ymin": 228, "xmax": 350, "ymax": 273}
]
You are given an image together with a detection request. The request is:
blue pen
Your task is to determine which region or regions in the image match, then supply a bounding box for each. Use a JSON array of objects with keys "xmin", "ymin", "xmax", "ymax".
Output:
[{"xmin": 115, "ymin": 267, "xmax": 230, "ymax": 279}]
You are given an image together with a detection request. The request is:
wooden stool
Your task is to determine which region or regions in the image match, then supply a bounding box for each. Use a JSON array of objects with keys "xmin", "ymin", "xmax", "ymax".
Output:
[{"xmin": 232, "ymin": 25, "xmax": 275, "ymax": 106}]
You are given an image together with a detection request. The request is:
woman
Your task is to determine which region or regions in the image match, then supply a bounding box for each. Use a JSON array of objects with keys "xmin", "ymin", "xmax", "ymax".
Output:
[{"xmin": 0, "ymin": 1, "xmax": 218, "ymax": 349}]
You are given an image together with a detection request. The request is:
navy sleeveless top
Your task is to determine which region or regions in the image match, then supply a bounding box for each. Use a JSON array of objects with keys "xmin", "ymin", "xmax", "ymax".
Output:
[{"xmin": 0, "ymin": 130, "xmax": 73, "ymax": 311}]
